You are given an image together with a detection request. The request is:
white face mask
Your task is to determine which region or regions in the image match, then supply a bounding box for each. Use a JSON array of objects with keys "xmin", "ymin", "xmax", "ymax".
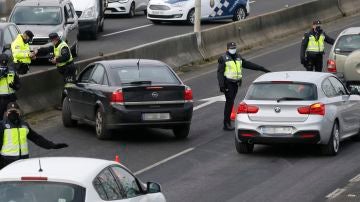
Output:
[{"xmin": 228, "ymin": 49, "xmax": 236, "ymax": 54}]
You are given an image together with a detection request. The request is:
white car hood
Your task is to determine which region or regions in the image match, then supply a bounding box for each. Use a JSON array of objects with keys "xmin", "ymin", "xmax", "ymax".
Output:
[
  {"xmin": 71, "ymin": 0, "xmax": 95, "ymax": 11},
  {"xmin": 17, "ymin": 24, "xmax": 63, "ymax": 38}
]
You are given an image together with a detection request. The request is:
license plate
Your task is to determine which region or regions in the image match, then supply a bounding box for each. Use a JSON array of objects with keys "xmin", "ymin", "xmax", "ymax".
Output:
[
  {"xmin": 151, "ymin": 11, "xmax": 164, "ymax": 15},
  {"xmin": 105, "ymin": 10, "xmax": 112, "ymax": 14},
  {"xmin": 261, "ymin": 127, "xmax": 293, "ymax": 135},
  {"xmin": 142, "ymin": 113, "xmax": 170, "ymax": 121}
]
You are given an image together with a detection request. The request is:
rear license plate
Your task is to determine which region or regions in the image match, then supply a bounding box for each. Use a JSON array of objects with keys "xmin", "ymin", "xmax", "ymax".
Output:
[
  {"xmin": 142, "ymin": 113, "xmax": 170, "ymax": 121},
  {"xmin": 261, "ymin": 127, "xmax": 293, "ymax": 135}
]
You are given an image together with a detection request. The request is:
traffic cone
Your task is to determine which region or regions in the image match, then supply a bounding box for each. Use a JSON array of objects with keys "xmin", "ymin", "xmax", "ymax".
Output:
[
  {"xmin": 230, "ymin": 106, "xmax": 236, "ymax": 121},
  {"xmin": 115, "ymin": 155, "xmax": 120, "ymax": 163}
]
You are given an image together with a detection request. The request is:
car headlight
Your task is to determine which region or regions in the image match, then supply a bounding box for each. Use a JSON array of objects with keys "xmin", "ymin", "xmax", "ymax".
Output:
[{"xmin": 81, "ymin": 6, "xmax": 96, "ymax": 19}]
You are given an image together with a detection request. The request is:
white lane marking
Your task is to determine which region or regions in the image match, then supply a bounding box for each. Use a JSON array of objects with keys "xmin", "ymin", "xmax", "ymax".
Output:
[
  {"xmin": 326, "ymin": 188, "xmax": 346, "ymax": 199},
  {"xmin": 249, "ymin": 0, "xmax": 256, "ymax": 4},
  {"xmin": 101, "ymin": 24, "xmax": 153, "ymax": 37},
  {"xmin": 134, "ymin": 148, "xmax": 194, "ymax": 175},
  {"xmin": 194, "ymin": 95, "xmax": 226, "ymax": 111},
  {"xmin": 349, "ymin": 174, "xmax": 360, "ymax": 182}
]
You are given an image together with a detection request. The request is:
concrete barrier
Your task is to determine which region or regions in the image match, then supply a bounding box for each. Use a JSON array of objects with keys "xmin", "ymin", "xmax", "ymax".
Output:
[{"xmin": 338, "ymin": 0, "xmax": 360, "ymax": 15}]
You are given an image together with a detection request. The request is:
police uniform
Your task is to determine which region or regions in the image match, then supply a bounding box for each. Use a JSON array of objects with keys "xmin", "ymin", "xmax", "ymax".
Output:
[
  {"xmin": 300, "ymin": 20, "xmax": 335, "ymax": 72},
  {"xmin": 0, "ymin": 54, "xmax": 20, "ymax": 121},
  {"xmin": 0, "ymin": 102, "xmax": 68, "ymax": 169},
  {"xmin": 217, "ymin": 42, "xmax": 270, "ymax": 131},
  {"xmin": 11, "ymin": 31, "xmax": 34, "ymax": 75}
]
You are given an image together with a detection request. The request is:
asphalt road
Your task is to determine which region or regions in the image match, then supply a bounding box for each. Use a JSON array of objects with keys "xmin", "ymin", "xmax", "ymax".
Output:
[
  {"xmin": 24, "ymin": 13, "xmax": 360, "ymax": 202},
  {"xmin": 30, "ymin": 0, "xmax": 313, "ymax": 71}
]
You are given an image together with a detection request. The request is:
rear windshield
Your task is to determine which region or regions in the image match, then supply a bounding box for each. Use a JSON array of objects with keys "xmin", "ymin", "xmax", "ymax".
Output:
[
  {"xmin": 0, "ymin": 181, "xmax": 85, "ymax": 202},
  {"xmin": 335, "ymin": 34, "xmax": 360, "ymax": 53},
  {"xmin": 10, "ymin": 6, "xmax": 62, "ymax": 25},
  {"xmin": 111, "ymin": 66, "xmax": 181, "ymax": 85},
  {"xmin": 246, "ymin": 82, "xmax": 317, "ymax": 101}
]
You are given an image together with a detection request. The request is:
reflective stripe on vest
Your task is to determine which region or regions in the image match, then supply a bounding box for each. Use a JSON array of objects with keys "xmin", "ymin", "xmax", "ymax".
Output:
[
  {"xmin": 0, "ymin": 72, "xmax": 15, "ymax": 95},
  {"xmin": 54, "ymin": 41, "xmax": 73, "ymax": 67},
  {"xmin": 1, "ymin": 127, "xmax": 29, "ymax": 156},
  {"xmin": 306, "ymin": 34, "xmax": 325, "ymax": 53},
  {"xmin": 224, "ymin": 56, "xmax": 242, "ymax": 81},
  {"xmin": 11, "ymin": 35, "xmax": 31, "ymax": 64}
]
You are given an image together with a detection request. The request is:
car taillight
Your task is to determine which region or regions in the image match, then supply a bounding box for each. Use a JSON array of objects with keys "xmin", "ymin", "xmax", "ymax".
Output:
[
  {"xmin": 111, "ymin": 90, "xmax": 124, "ymax": 103},
  {"xmin": 184, "ymin": 87, "xmax": 193, "ymax": 101},
  {"xmin": 297, "ymin": 103, "xmax": 325, "ymax": 116},
  {"xmin": 21, "ymin": 176, "xmax": 48, "ymax": 181},
  {"xmin": 237, "ymin": 102, "xmax": 259, "ymax": 114},
  {"xmin": 327, "ymin": 59, "xmax": 337, "ymax": 73}
]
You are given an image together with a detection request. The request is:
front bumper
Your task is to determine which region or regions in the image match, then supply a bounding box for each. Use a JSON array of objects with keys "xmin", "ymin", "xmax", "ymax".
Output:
[
  {"xmin": 105, "ymin": 103, "xmax": 193, "ymax": 129},
  {"xmin": 105, "ymin": 2, "xmax": 131, "ymax": 14},
  {"xmin": 147, "ymin": 7, "xmax": 187, "ymax": 21}
]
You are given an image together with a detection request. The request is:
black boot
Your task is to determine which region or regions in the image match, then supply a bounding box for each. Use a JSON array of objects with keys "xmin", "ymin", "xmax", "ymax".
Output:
[{"xmin": 223, "ymin": 122, "xmax": 235, "ymax": 131}]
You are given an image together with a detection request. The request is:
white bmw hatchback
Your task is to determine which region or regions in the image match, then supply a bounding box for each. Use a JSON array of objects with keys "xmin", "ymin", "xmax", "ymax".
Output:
[{"xmin": 0, "ymin": 157, "xmax": 166, "ymax": 202}]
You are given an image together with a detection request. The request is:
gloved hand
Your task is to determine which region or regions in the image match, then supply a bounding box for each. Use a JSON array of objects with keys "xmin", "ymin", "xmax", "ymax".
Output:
[
  {"xmin": 220, "ymin": 86, "xmax": 226, "ymax": 93},
  {"xmin": 53, "ymin": 143, "xmax": 68, "ymax": 149},
  {"xmin": 9, "ymin": 82, "xmax": 15, "ymax": 89}
]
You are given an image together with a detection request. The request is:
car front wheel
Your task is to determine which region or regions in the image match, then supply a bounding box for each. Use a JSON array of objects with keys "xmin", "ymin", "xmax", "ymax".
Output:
[
  {"xmin": 95, "ymin": 108, "xmax": 112, "ymax": 140},
  {"xmin": 322, "ymin": 122, "xmax": 340, "ymax": 156},
  {"xmin": 233, "ymin": 7, "xmax": 246, "ymax": 21}
]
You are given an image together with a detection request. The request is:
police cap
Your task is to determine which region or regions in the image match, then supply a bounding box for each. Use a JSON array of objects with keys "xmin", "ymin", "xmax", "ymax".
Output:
[
  {"xmin": 6, "ymin": 102, "xmax": 20, "ymax": 110},
  {"xmin": 49, "ymin": 33, "xmax": 60, "ymax": 40},
  {"xmin": 0, "ymin": 54, "xmax": 9, "ymax": 66},
  {"xmin": 24, "ymin": 30, "xmax": 34, "ymax": 39},
  {"xmin": 227, "ymin": 42, "xmax": 237, "ymax": 49}
]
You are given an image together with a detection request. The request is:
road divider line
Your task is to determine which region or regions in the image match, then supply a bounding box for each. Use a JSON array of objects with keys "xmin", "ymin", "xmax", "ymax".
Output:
[
  {"xmin": 134, "ymin": 148, "xmax": 194, "ymax": 175},
  {"xmin": 349, "ymin": 174, "xmax": 360, "ymax": 182},
  {"xmin": 101, "ymin": 24, "xmax": 153, "ymax": 37},
  {"xmin": 326, "ymin": 188, "xmax": 346, "ymax": 199},
  {"xmin": 194, "ymin": 95, "xmax": 226, "ymax": 111}
]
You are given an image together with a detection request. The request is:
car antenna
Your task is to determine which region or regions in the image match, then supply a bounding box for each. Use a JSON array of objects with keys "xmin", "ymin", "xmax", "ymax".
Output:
[{"xmin": 38, "ymin": 159, "xmax": 43, "ymax": 172}]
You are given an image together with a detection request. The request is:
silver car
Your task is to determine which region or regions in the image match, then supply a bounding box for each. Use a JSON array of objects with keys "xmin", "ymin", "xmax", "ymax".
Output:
[{"xmin": 235, "ymin": 71, "xmax": 360, "ymax": 156}]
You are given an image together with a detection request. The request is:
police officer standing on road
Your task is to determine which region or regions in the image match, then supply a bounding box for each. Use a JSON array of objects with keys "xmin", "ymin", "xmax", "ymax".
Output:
[
  {"xmin": 11, "ymin": 30, "xmax": 36, "ymax": 75},
  {"xmin": 0, "ymin": 102, "xmax": 68, "ymax": 169},
  {"xmin": 36, "ymin": 33, "xmax": 76, "ymax": 85},
  {"xmin": 0, "ymin": 54, "xmax": 20, "ymax": 121},
  {"xmin": 300, "ymin": 20, "xmax": 335, "ymax": 72},
  {"xmin": 218, "ymin": 42, "xmax": 270, "ymax": 131}
]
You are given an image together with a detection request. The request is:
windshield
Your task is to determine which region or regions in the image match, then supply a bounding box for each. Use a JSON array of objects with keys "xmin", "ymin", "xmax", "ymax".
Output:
[
  {"xmin": 246, "ymin": 82, "xmax": 317, "ymax": 101},
  {"xmin": 0, "ymin": 181, "xmax": 86, "ymax": 202},
  {"xmin": 335, "ymin": 34, "xmax": 360, "ymax": 53},
  {"xmin": 10, "ymin": 6, "xmax": 62, "ymax": 25},
  {"xmin": 111, "ymin": 66, "xmax": 181, "ymax": 85}
]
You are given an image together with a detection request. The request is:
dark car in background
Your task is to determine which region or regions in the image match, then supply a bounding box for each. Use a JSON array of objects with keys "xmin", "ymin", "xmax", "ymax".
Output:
[
  {"xmin": 62, "ymin": 59, "xmax": 193, "ymax": 140},
  {"xmin": 0, "ymin": 22, "xmax": 21, "ymax": 59}
]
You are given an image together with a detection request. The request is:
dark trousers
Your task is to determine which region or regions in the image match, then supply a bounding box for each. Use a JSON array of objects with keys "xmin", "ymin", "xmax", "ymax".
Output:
[
  {"xmin": 305, "ymin": 53, "xmax": 323, "ymax": 72},
  {"xmin": 0, "ymin": 155, "xmax": 29, "ymax": 169},
  {"xmin": 13, "ymin": 63, "xmax": 29, "ymax": 75},
  {"xmin": 57, "ymin": 62, "xmax": 77, "ymax": 83},
  {"xmin": 223, "ymin": 80, "xmax": 239, "ymax": 124},
  {"xmin": 0, "ymin": 94, "xmax": 16, "ymax": 121}
]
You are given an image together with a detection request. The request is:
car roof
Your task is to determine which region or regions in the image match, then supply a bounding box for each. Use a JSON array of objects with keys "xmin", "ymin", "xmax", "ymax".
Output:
[
  {"xmin": 15, "ymin": 0, "xmax": 68, "ymax": 6},
  {"xmin": 339, "ymin": 27, "xmax": 360, "ymax": 36},
  {"xmin": 97, "ymin": 59, "xmax": 169, "ymax": 69},
  {"xmin": 0, "ymin": 157, "xmax": 122, "ymax": 187},
  {"xmin": 253, "ymin": 71, "xmax": 333, "ymax": 84}
]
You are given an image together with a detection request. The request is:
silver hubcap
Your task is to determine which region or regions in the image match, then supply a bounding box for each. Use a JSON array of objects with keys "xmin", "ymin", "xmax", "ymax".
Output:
[
  {"xmin": 237, "ymin": 8, "xmax": 245, "ymax": 20},
  {"xmin": 96, "ymin": 111, "xmax": 102, "ymax": 136},
  {"xmin": 333, "ymin": 125, "xmax": 340, "ymax": 152},
  {"xmin": 190, "ymin": 11, "xmax": 195, "ymax": 24}
]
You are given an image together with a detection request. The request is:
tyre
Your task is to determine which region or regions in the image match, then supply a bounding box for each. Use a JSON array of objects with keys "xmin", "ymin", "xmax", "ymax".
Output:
[
  {"xmin": 144, "ymin": 9, "xmax": 147, "ymax": 15},
  {"xmin": 62, "ymin": 97, "xmax": 77, "ymax": 127},
  {"xmin": 90, "ymin": 26, "xmax": 98, "ymax": 40},
  {"xmin": 235, "ymin": 138, "xmax": 254, "ymax": 154},
  {"xmin": 150, "ymin": 20, "xmax": 161, "ymax": 24},
  {"xmin": 99, "ymin": 18, "xmax": 104, "ymax": 32},
  {"xmin": 322, "ymin": 122, "xmax": 340, "ymax": 156},
  {"xmin": 95, "ymin": 108, "xmax": 112, "ymax": 140},
  {"xmin": 71, "ymin": 42, "xmax": 78, "ymax": 57},
  {"xmin": 172, "ymin": 124, "xmax": 190, "ymax": 139},
  {"xmin": 128, "ymin": 3, "xmax": 135, "ymax": 18},
  {"xmin": 232, "ymin": 7, "xmax": 246, "ymax": 21},
  {"xmin": 186, "ymin": 9, "xmax": 195, "ymax": 25}
]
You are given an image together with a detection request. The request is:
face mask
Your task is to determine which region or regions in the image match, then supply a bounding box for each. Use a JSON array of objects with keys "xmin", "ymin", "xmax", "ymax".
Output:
[
  {"xmin": 8, "ymin": 111, "xmax": 20, "ymax": 124},
  {"xmin": 228, "ymin": 49, "xmax": 236, "ymax": 55},
  {"xmin": 24, "ymin": 38, "xmax": 31, "ymax": 44},
  {"xmin": 315, "ymin": 26, "xmax": 322, "ymax": 33}
]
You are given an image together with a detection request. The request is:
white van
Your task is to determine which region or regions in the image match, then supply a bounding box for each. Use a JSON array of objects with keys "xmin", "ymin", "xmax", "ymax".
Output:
[{"xmin": 147, "ymin": 0, "xmax": 250, "ymax": 24}]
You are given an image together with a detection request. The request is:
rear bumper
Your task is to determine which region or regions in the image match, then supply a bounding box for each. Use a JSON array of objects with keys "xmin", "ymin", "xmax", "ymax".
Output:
[
  {"xmin": 105, "ymin": 103, "xmax": 193, "ymax": 129},
  {"xmin": 237, "ymin": 130, "xmax": 321, "ymax": 144}
]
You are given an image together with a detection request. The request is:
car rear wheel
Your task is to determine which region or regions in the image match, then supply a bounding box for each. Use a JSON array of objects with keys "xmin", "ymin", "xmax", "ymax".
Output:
[
  {"xmin": 232, "ymin": 7, "xmax": 246, "ymax": 21},
  {"xmin": 235, "ymin": 138, "xmax": 254, "ymax": 154},
  {"xmin": 62, "ymin": 97, "xmax": 77, "ymax": 127},
  {"xmin": 128, "ymin": 3, "xmax": 135, "ymax": 18},
  {"xmin": 71, "ymin": 42, "xmax": 79, "ymax": 57},
  {"xmin": 186, "ymin": 9, "xmax": 195, "ymax": 25},
  {"xmin": 322, "ymin": 122, "xmax": 340, "ymax": 156},
  {"xmin": 173, "ymin": 124, "xmax": 190, "ymax": 139},
  {"xmin": 95, "ymin": 108, "xmax": 112, "ymax": 140}
]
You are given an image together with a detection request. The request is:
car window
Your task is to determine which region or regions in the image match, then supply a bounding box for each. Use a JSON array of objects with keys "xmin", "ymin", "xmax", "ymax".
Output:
[
  {"xmin": 8, "ymin": 25, "xmax": 19, "ymax": 39},
  {"xmin": 246, "ymin": 82, "xmax": 317, "ymax": 100},
  {"xmin": 329, "ymin": 77, "xmax": 347, "ymax": 96},
  {"xmin": 95, "ymin": 168, "xmax": 123, "ymax": 200},
  {"xmin": 322, "ymin": 78, "xmax": 338, "ymax": 97},
  {"xmin": 335, "ymin": 34, "xmax": 360, "ymax": 53},
  {"xmin": 69, "ymin": 3, "xmax": 77, "ymax": 19},
  {"xmin": 90, "ymin": 65, "xmax": 105, "ymax": 84},
  {"xmin": 65, "ymin": 4, "xmax": 74, "ymax": 19},
  {"xmin": 10, "ymin": 6, "xmax": 62, "ymax": 25},
  {"xmin": 78, "ymin": 65, "xmax": 95, "ymax": 83},
  {"xmin": 93, "ymin": 177, "xmax": 108, "ymax": 200},
  {"xmin": 111, "ymin": 166, "xmax": 142, "ymax": 199},
  {"xmin": 103, "ymin": 73, "xmax": 109, "ymax": 85},
  {"xmin": 3, "ymin": 28, "xmax": 13, "ymax": 45}
]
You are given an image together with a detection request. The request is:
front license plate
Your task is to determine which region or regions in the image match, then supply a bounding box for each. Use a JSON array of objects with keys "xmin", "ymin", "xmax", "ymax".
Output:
[
  {"xmin": 142, "ymin": 113, "xmax": 170, "ymax": 121},
  {"xmin": 105, "ymin": 10, "xmax": 112, "ymax": 14},
  {"xmin": 261, "ymin": 127, "xmax": 293, "ymax": 135},
  {"xmin": 151, "ymin": 11, "xmax": 164, "ymax": 15}
]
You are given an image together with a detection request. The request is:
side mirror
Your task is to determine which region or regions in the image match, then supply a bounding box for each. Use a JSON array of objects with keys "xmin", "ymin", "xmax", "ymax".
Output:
[
  {"xmin": 2, "ymin": 44, "xmax": 11, "ymax": 53},
  {"xmin": 66, "ymin": 19, "xmax": 75, "ymax": 24},
  {"xmin": 146, "ymin": 182, "xmax": 161, "ymax": 193}
]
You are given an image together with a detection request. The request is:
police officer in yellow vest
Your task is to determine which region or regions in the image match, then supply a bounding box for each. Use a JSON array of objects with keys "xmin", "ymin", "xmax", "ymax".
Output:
[
  {"xmin": 0, "ymin": 54, "xmax": 20, "ymax": 121},
  {"xmin": 0, "ymin": 102, "xmax": 68, "ymax": 169},
  {"xmin": 300, "ymin": 20, "xmax": 334, "ymax": 72},
  {"xmin": 217, "ymin": 42, "xmax": 270, "ymax": 131},
  {"xmin": 11, "ymin": 30, "xmax": 36, "ymax": 75}
]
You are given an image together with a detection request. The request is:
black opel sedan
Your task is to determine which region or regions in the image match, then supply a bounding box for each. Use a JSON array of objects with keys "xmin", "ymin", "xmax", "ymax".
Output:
[{"xmin": 62, "ymin": 59, "xmax": 193, "ymax": 140}]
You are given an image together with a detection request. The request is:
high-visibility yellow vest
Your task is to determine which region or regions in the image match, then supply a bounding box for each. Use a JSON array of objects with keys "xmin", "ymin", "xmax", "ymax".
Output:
[
  {"xmin": 0, "ymin": 71, "xmax": 15, "ymax": 95},
  {"xmin": 11, "ymin": 35, "xmax": 31, "ymax": 64},
  {"xmin": 1, "ymin": 126, "xmax": 29, "ymax": 156},
  {"xmin": 224, "ymin": 56, "xmax": 242, "ymax": 81},
  {"xmin": 54, "ymin": 41, "xmax": 73, "ymax": 67},
  {"xmin": 306, "ymin": 34, "xmax": 325, "ymax": 53}
]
